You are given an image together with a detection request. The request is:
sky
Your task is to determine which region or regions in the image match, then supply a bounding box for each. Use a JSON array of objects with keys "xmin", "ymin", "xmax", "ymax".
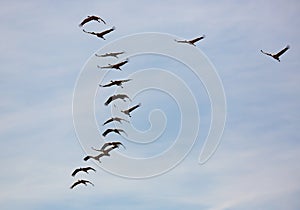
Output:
[{"xmin": 0, "ymin": 0, "xmax": 300, "ymax": 209}]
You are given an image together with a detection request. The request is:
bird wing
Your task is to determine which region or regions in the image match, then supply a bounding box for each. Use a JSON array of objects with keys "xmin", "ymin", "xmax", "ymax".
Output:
[
  {"xmin": 118, "ymin": 129, "xmax": 128, "ymax": 136},
  {"xmin": 116, "ymin": 94, "xmax": 131, "ymax": 100},
  {"xmin": 260, "ymin": 50, "xmax": 272, "ymax": 57},
  {"xmin": 99, "ymin": 27, "xmax": 115, "ymax": 36},
  {"xmin": 86, "ymin": 167, "xmax": 96, "ymax": 172},
  {"xmin": 70, "ymin": 180, "xmax": 81, "ymax": 189},
  {"xmin": 79, "ymin": 16, "xmax": 93, "ymax": 27},
  {"xmin": 83, "ymin": 156, "xmax": 91, "ymax": 161},
  {"xmin": 128, "ymin": 103, "xmax": 141, "ymax": 112},
  {"xmin": 102, "ymin": 128, "xmax": 113, "ymax": 137},
  {"xmin": 113, "ymin": 60, "xmax": 128, "ymax": 68},
  {"xmin": 102, "ymin": 117, "xmax": 114, "ymax": 125},
  {"xmin": 86, "ymin": 180, "xmax": 95, "ymax": 186},
  {"xmin": 275, "ymin": 45, "xmax": 290, "ymax": 57},
  {"xmin": 121, "ymin": 79, "xmax": 132, "ymax": 83},
  {"xmin": 71, "ymin": 168, "xmax": 81, "ymax": 177},
  {"xmin": 190, "ymin": 36, "xmax": 205, "ymax": 44},
  {"xmin": 104, "ymin": 96, "xmax": 113, "ymax": 106},
  {"xmin": 97, "ymin": 16, "xmax": 106, "ymax": 24}
]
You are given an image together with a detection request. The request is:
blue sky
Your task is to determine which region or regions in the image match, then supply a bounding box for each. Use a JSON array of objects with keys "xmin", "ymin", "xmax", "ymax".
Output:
[{"xmin": 1, "ymin": 0, "xmax": 300, "ymax": 209}]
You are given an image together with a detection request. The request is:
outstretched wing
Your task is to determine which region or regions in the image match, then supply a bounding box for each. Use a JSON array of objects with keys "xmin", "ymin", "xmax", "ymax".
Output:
[
  {"xmin": 99, "ymin": 26, "xmax": 115, "ymax": 36},
  {"xmin": 102, "ymin": 128, "xmax": 113, "ymax": 137},
  {"xmin": 79, "ymin": 16, "xmax": 93, "ymax": 27},
  {"xmin": 104, "ymin": 96, "xmax": 113, "ymax": 106},
  {"xmin": 190, "ymin": 36, "xmax": 205, "ymax": 44},
  {"xmin": 275, "ymin": 45, "xmax": 290, "ymax": 57},
  {"xmin": 102, "ymin": 117, "xmax": 114, "ymax": 125},
  {"xmin": 86, "ymin": 167, "xmax": 96, "ymax": 172},
  {"xmin": 70, "ymin": 180, "xmax": 81, "ymax": 189},
  {"xmin": 260, "ymin": 50, "xmax": 272, "ymax": 57},
  {"xmin": 128, "ymin": 103, "xmax": 141, "ymax": 112},
  {"xmin": 83, "ymin": 156, "xmax": 91, "ymax": 161},
  {"xmin": 71, "ymin": 168, "xmax": 80, "ymax": 177}
]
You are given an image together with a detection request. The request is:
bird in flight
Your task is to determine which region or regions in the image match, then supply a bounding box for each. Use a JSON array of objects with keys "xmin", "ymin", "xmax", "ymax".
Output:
[
  {"xmin": 71, "ymin": 167, "xmax": 96, "ymax": 177},
  {"xmin": 83, "ymin": 27, "xmax": 115, "ymax": 40},
  {"xmin": 102, "ymin": 117, "xmax": 129, "ymax": 126},
  {"xmin": 104, "ymin": 94, "xmax": 131, "ymax": 106},
  {"xmin": 121, "ymin": 103, "xmax": 141, "ymax": 117},
  {"xmin": 70, "ymin": 179, "xmax": 94, "ymax": 189},
  {"xmin": 84, "ymin": 145, "xmax": 119, "ymax": 162},
  {"xmin": 99, "ymin": 79, "xmax": 132, "ymax": 88},
  {"xmin": 97, "ymin": 59, "xmax": 129, "ymax": 70},
  {"xmin": 175, "ymin": 35, "xmax": 205, "ymax": 46},
  {"xmin": 95, "ymin": 51, "xmax": 125, "ymax": 58},
  {"xmin": 260, "ymin": 45, "xmax": 290, "ymax": 62},
  {"xmin": 79, "ymin": 15, "xmax": 106, "ymax": 27},
  {"xmin": 102, "ymin": 128, "xmax": 127, "ymax": 137},
  {"xmin": 92, "ymin": 141, "xmax": 126, "ymax": 152}
]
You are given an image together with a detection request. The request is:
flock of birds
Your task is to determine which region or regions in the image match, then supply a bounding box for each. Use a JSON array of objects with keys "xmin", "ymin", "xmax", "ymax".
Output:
[
  {"xmin": 70, "ymin": 15, "xmax": 290, "ymax": 189},
  {"xmin": 70, "ymin": 15, "xmax": 142, "ymax": 189}
]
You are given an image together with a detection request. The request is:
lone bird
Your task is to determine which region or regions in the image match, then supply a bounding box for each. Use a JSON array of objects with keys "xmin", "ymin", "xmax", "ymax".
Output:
[
  {"xmin": 175, "ymin": 35, "xmax": 205, "ymax": 46},
  {"xmin": 83, "ymin": 27, "xmax": 115, "ymax": 40},
  {"xmin": 95, "ymin": 51, "xmax": 125, "ymax": 58},
  {"xmin": 71, "ymin": 166, "xmax": 96, "ymax": 177},
  {"xmin": 97, "ymin": 59, "xmax": 128, "ymax": 70},
  {"xmin": 260, "ymin": 45, "xmax": 290, "ymax": 62},
  {"xmin": 102, "ymin": 117, "xmax": 129, "ymax": 126},
  {"xmin": 99, "ymin": 79, "xmax": 132, "ymax": 88},
  {"xmin": 102, "ymin": 128, "xmax": 127, "ymax": 137},
  {"xmin": 104, "ymin": 94, "xmax": 131, "ymax": 106},
  {"xmin": 83, "ymin": 145, "xmax": 119, "ymax": 162},
  {"xmin": 70, "ymin": 179, "xmax": 94, "ymax": 189},
  {"xmin": 92, "ymin": 141, "xmax": 126, "ymax": 152},
  {"xmin": 79, "ymin": 15, "xmax": 106, "ymax": 27},
  {"xmin": 121, "ymin": 103, "xmax": 141, "ymax": 117}
]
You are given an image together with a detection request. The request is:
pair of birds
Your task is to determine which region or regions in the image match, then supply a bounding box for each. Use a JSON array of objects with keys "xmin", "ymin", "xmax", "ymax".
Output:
[
  {"xmin": 174, "ymin": 34, "xmax": 290, "ymax": 62},
  {"xmin": 79, "ymin": 15, "xmax": 115, "ymax": 40},
  {"xmin": 70, "ymin": 141, "xmax": 125, "ymax": 189}
]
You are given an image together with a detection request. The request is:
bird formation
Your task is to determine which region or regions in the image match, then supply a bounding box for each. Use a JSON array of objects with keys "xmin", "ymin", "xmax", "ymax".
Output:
[
  {"xmin": 70, "ymin": 14, "xmax": 144, "ymax": 190},
  {"xmin": 71, "ymin": 13, "xmax": 290, "ymax": 189}
]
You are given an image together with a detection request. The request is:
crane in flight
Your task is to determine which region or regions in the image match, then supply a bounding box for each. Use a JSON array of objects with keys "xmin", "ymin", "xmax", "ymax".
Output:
[
  {"xmin": 71, "ymin": 167, "xmax": 96, "ymax": 177},
  {"xmin": 99, "ymin": 79, "xmax": 132, "ymax": 88},
  {"xmin": 102, "ymin": 117, "xmax": 129, "ymax": 126},
  {"xmin": 83, "ymin": 145, "xmax": 119, "ymax": 162},
  {"xmin": 97, "ymin": 59, "xmax": 128, "ymax": 70},
  {"xmin": 104, "ymin": 94, "xmax": 131, "ymax": 106},
  {"xmin": 260, "ymin": 45, "xmax": 290, "ymax": 62},
  {"xmin": 95, "ymin": 51, "xmax": 125, "ymax": 58},
  {"xmin": 102, "ymin": 128, "xmax": 127, "ymax": 137},
  {"xmin": 70, "ymin": 179, "xmax": 94, "ymax": 189},
  {"xmin": 79, "ymin": 15, "xmax": 106, "ymax": 27},
  {"xmin": 121, "ymin": 103, "xmax": 141, "ymax": 117},
  {"xmin": 175, "ymin": 35, "xmax": 205, "ymax": 46},
  {"xmin": 92, "ymin": 141, "xmax": 126, "ymax": 152},
  {"xmin": 83, "ymin": 27, "xmax": 115, "ymax": 40}
]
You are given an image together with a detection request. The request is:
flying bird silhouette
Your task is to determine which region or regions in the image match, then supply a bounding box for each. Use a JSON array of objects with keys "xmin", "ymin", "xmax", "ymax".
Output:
[
  {"xmin": 175, "ymin": 35, "xmax": 205, "ymax": 46},
  {"xmin": 121, "ymin": 103, "xmax": 141, "ymax": 117},
  {"xmin": 79, "ymin": 15, "xmax": 106, "ymax": 27},
  {"xmin": 102, "ymin": 128, "xmax": 127, "ymax": 137},
  {"xmin": 260, "ymin": 45, "xmax": 290, "ymax": 62},
  {"xmin": 102, "ymin": 117, "xmax": 129, "ymax": 126},
  {"xmin": 83, "ymin": 145, "xmax": 119, "ymax": 162},
  {"xmin": 71, "ymin": 167, "xmax": 96, "ymax": 177},
  {"xmin": 83, "ymin": 27, "xmax": 115, "ymax": 40},
  {"xmin": 97, "ymin": 59, "xmax": 128, "ymax": 70},
  {"xmin": 99, "ymin": 79, "xmax": 132, "ymax": 88},
  {"xmin": 95, "ymin": 51, "xmax": 125, "ymax": 58},
  {"xmin": 70, "ymin": 179, "xmax": 94, "ymax": 189},
  {"xmin": 92, "ymin": 141, "xmax": 126, "ymax": 152},
  {"xmin": 104, "ymin": 94, "xmax": 131, "ymax": 106}
]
